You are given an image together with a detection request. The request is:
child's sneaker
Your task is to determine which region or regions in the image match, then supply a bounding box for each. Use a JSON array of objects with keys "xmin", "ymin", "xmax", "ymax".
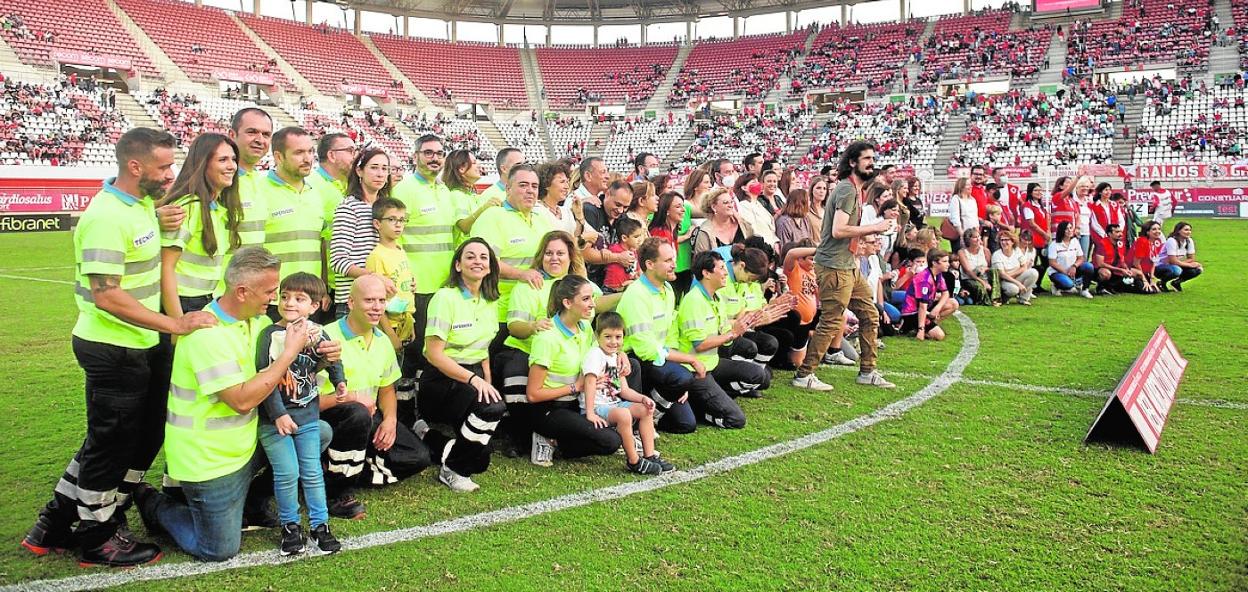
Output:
[
  {"xmin": 530, "ymin": 432, "xmax": 554, "ymax": 467},
  {"xmin": 645, "ymin": 454, "xmax": 675, "ymax": 473},
  {"xmin": 308, "ymin": 523, "xmax": 341, "ymax": 554},
  {"xmin": 627, "ymin": 456, "xmax": 663, "ymax": 475},
  {"xmin": 280, "ymin": 523, "xmax": 305, "ymax": 556}
]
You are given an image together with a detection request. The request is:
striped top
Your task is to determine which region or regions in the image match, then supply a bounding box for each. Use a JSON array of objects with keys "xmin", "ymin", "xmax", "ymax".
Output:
[{"xmin": 329, "ymin": 195, "xmax": 380, "ymax": 303}]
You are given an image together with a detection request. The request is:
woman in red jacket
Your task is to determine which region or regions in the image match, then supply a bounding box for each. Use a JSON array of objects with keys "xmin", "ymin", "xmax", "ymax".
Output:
[{"xmin": 1129, "ymin": 220, "xmax": 1163, "ymax": 293}]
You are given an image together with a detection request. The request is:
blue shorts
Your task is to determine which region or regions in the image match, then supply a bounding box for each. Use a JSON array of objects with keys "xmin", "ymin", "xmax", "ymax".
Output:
[{"xmin": 587, "ymin": 400, "xmax": 632, "ymax": 422}]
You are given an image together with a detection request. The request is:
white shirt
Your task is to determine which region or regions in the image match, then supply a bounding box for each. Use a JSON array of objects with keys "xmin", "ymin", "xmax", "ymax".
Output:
[
  {"xmin": 1154, "ymin": 189, "xmax": 1174, "ymax": 218},
  {"xmin": 737, "ymin": 198, "xmax": 779, "ymax": 247},
  {"xmin": 960, "ymin": 246, "xmax": 989, "ymax": 278},
  {"xmin": 948, "ymin": 195, "xmax": 979, "ymax": 235},
  {"xmin": 863, "ymin": 254, "xmax": 884, "ymax": 301},
  {"xmin": 1076, "ymin": 198, "xmax": 1092, "ymax": 235},
  {"xmin": 991, "ymin": 248, "xmax": 1028, "ymax": 272},
  {"xmin": 1161, "ymin": 236, "xmax": 1195, "ymax": 261},
  {"xmin": 538, "ymin": 202, "xmax": 579, "ymax": 236},
  {"xmin": 1046, "ymin": 239, "xmax": 1084, "ymax": 276}
]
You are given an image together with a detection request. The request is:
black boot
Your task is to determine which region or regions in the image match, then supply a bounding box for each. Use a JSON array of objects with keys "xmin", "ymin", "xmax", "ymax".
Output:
[
  {"xmin": 21, "ymin": 511, "xmax": 74, "ymax": 557},
  {"xmin": 78, "ymin": 529, "xmax": 162, "ymax": 568}
]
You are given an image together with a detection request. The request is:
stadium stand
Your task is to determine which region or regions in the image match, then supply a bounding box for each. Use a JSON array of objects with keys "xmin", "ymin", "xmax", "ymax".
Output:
[
  {"xmin": 1064, "ymin": 0, "xmax": 1214, "ymax": 78},
  {"xmin": 548, "ymin": 116, "xmax": 593, "ymax": 162},
  {"xmin": 0, "ymin": 0, "xmax": 160, "ymax": 79},
  {"xmin": 913, "ymin": 11, "xmax": 1052, "ymax": 91},
  {"xmin": 0, "ymin": 78, "xmax": 127, "ymax": 167},
  {"xmin": 601, "ymin": 115, "xmax": 691, "ymax": 172},
  {"xmin": 668, "ymin": 30, "xmax": 808, "ymax": 105},
  {"xmin": 535, "ymin": 44, "xmax": 678, "ymax": 108},
  {"xmin": 790, "ymin": 21, "xmax": 924, "ymax": 96},
  {"xmin": 496, "ymin": 115, "xmax": 549, "ymax": 162},
  {"xmin": 370, "ymin": 35, "xmax": 525, "ymax": 108},
  {"xmin": 400, "ymin": 112, "xmax": 498, "ymax": 165},
  {"xmin": 288, "ymin": 105, "xmax": 413, "ymax": 163},
  {"xmin": 238, "ymin": 15, "xmax": 408, "ymax": 102},
  {"xmin": 135, "ymin": 89, "xmax": 231, "ymax": 147},
  {"xmin": 951, "ymin": 85, "xmax": 1117, "ymax": 168},
  {"xmin": 1133, "ymin": 79, "xmax": 1248, "ymax": 164},
  {"xmin": 681, "ymin": 104, "xmax": 815, "ymax": 169},
  {"xmin": 803, "ymin": 97, "xmax": 948, "ymax": 170}
]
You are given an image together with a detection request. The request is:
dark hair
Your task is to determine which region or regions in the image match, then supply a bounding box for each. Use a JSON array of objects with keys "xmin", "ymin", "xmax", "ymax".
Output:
[
  {"xmin": 347, "ymin": 148, "xmax": 392, "ymax": 201},
  {"xmin": 316, "ymin": 132, "xmax": 349, "ymax": 162},
  {"xmin": 880, "ymin": 164, "xmax": 896, "ymax": 173},
  {"xmin": 445, "ymin": 238, "xmax": 500, "ymax": 301},
  {"xmin": 742, "ymin": 236, "xmax": 776, "ymax": 265},
  {"xmin": 743, "ymin": 152, "xmax": 762, "ymax": 169},
  {"xmin": 614, "ymin": 215, "xmax": 643, "ymax": 238},
  {"xmin": 1054, "ymin": 221, "xmax": 1074, "ymax": 242},
  {"xmin": 781, "ymin": 188, "xmax": 810, "ymax": 218},
  {"xmin": 537, "ymin": 160, "xmax": 572, "ymax": 200},
  {"xmin": 970, "ymin": 164, "xmax": 984, "ymax": 173},
  {"xmin": 836, "ymin": 141, "xmax": 875, "ymax": 181},
  {"xmin": 1094, "ymin": 182, "xmax": 1112, "ymax": 202},
  {"xmin": 1025, "ymin": 182, "xmax": 1042, "ymax": 200},
  {"xmin": 820, "ymin": 164, "xmax": 834, "ymax": 176},
  {"xmin": 865, "ymin": 181, "xmax": 892, "ymax": 206},
  {"xmin": 1052, "ymin": 176, "xmax": 1069, "ymax": 194},
  {"xmin": 116, "ymin": 127, "xmax": 176, "ymax": 166},
  {"xmin": 158, "ymin": 133, "xmax": 241, "ymax": 257},
  {"xmin": 732, "ymin": 172, "xmax": 755, "ymax": 201},
  {"xmin": 879, "ymin": 199, "xmax": 899, "ymax": 214},
  {"xmin": 593, "ymin": 310, "xmax": 625, "ymax": 334},
  {"xmin": 546, "ymin": 274, "xmax": 591, "ymax": 318},
  {"xmin": 416, "ymin": 134, "xmax": 442, "ymax": 149},
  {"xmin": 442, "ymin": 149, "xmax": 477, "ymax": 193},
  {"xmin": 496, "ymin": 147, "xmax": 522, "ymax": 174},
  {"xmin": 690, "ymin": 249, "xmax": 724, "ymax": 282},
  {"xmin": 272, "ymin": 126, "xmax": 310, "ymax": 155},
  {"xmin": 533, "ymin": 230, "xmax": 586, "ymax": 278},
  {"xmin": 280, "ymin": 271, "xmax": 326, "ymax": 304},
  {"xmin": 1140, "ymin": 220, "xmax": 1161, "ymax": 236},
  {"xmin": 577, "ymin": 156, "xmax": 604, "ymax": 186},
  {"xmin": 632, "ymin": 152, "xmax": 656, "ymax": 173},
  {"xmin": 229, "ymin": 107, "xmax": 271, "ymax": 132},
  {"xmin": 926, "ymin": 248, "xmax": 950, "ymax": 266},
  {"xmin": 371, "ymin": 196, "xmax": 406, "ymax": 219},
  {"xmin": 1167, "ymin": 221, "xmax": 1192, "ymax": 242},
  {"xmin": 606, "ymin": 178, "xmax": 632, "ymax": 200},
  {"xmin": 651, "ymin": 191, "xmax": 683, "ymax": 233},
  {"xmin": 508, "ymin": 162, "xmax": 538, "ymax": 184},
  {"xmin": 1149, "ymin": 180, "xmax": 1162, "ymax": 188},
  {"xmin": 760, "ymin": 168, "xmax": 780, "ymax": 182},
  {"xmin": 637, "ymin": 236, "xmax": 666, "ymax": 274},
  {"xmin": 730, "ymin": 244, "xmax": 770, "ymax": 278},
  {"xmin": 1105, "ymin": 223, "xmax": 1121, "ymax": 234}
]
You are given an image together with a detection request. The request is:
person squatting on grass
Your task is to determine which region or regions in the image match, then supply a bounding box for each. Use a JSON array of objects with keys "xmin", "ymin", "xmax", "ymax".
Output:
[{"xmin": 901, "ymin": 249, "xmax": 959, "ymax": 342}]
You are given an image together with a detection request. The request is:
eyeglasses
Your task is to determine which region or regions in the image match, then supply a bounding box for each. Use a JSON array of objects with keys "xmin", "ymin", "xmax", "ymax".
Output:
[
  {"xmin": 379, "ymin": 216, "xmax": 409, "ymax": 224},
  {"xmin": 330, "ymin": 146, "xmax": 358, "ymax": 154},
  {"xmin": 420, "ymin": 149, "xmax": 446, "ymax": 158}
]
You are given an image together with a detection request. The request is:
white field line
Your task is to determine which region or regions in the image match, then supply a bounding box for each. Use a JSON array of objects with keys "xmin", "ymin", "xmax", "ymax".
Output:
[
  {"xmin": 0, "ymin": 266, "xmax": 74, "ymax": 272},
  {"xmin": 4, "ymin": 316, "xmax": 982, "ymax": 592},
  {"xmin": 824, "ymin": 367, "xmax": 1248, "ymax": 411},
  {"xmin": 0, "ymin": 273, "xmax": 73, "ymax": 285}
]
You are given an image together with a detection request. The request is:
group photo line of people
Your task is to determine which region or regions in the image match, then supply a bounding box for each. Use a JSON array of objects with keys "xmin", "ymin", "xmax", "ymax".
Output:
[{"xmin": 22, "ymin": 105, "xmax": 1206, "ymax": 568}]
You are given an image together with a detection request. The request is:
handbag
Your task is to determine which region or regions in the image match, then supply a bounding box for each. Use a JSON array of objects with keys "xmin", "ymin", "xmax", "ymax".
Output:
[{"xmin": 940, "ymin": 217, "xmax": 960, "ymax": 241}]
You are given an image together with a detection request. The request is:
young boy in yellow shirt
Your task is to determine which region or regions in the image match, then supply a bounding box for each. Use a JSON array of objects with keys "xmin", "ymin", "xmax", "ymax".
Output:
[{"xmin": 365, "ymin": 197, "xmax": 416, "ymax": 349}]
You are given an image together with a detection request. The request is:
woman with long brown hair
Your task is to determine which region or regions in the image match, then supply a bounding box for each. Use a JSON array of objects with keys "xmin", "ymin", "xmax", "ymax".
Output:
[
  {"xmin": 158, "ymin": 132, "xmax": 242, "ymax": 319},
  {"xmin": 775, "ymin": 188, "xmax": 814, "ymax": 247},
  {"xmin": 329, "ymin": 147, "xmax": 392, "ymax": 316}
]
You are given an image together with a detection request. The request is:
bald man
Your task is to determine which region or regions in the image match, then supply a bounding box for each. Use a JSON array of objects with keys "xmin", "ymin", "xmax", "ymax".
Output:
[{"xmin": 317, "ymin": 276, "xmax": 431, "ymax": 520}]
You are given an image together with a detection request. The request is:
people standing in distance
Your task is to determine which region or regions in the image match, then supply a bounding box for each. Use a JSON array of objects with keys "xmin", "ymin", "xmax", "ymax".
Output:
[{"xmin": 1149, "ymin": 180, "xmax": 1174, "ymax": 227}]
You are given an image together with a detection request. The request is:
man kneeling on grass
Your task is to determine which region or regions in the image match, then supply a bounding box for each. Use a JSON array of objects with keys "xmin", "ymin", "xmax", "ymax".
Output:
[{"xmin": 133, "ymin": 248, "xmax": 341, "ymax": 561}]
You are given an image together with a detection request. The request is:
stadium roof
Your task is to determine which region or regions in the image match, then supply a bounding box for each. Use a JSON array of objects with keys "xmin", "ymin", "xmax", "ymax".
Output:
[{"xmin": 339, "ymin": 0, "xmax": 859, "ymax": 26}]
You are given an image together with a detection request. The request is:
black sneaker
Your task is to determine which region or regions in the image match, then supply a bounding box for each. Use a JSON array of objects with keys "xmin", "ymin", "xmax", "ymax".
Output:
[
  {"xmin": 308, "ymin": 523, "xmax": 342, "ymax": 554},
  {"xmin": 242, "ymin": 503, "xmax": 280, "ymax": 531},
  {"xmin": 78, "ymin": 530, "xmax": 162, "ymax": 567},
  {"xmin": 328, "ymin": 495, "xmax": 366, "ymax": 520},
  {"xmin": 21, "ymin": 513, "xmax": 73, "ymax": 557},
  {"xmin": 645, "ymin": 454, "xmax": 676, "ymax": 474},
  {"xmin": 627, "ymin": 457, "xmax": 663, "ymax": 476},
  {"xmin": 132, "ymin": 483, "xmax": 165, "ymax": 538},
  {"xmin": 280, "ymin": 523, "xmax": 305, "ymax": 556}
]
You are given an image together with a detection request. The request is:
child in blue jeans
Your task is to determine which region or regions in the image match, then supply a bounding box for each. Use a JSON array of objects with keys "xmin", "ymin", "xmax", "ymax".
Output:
[{"xmin": 257, "ymin": 273, "xmax": 347, "ymax": 555}]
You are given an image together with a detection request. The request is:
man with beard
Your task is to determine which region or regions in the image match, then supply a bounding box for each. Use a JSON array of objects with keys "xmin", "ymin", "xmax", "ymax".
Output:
[
  {"xmin": 791, "ymin": 141, "xmax": 897, "ymax": 392},
  {"xmin": 22, "ymin": 128, "xmax": 219, "ymax": 566}
]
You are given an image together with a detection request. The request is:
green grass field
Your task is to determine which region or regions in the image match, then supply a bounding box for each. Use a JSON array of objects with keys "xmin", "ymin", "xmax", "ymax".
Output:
[{"xmin": 0, "ymin": 220, "xmax": 1244, "ymax": 591}]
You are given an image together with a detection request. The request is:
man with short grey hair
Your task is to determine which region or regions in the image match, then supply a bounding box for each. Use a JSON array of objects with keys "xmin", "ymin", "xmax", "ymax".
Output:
[{"xmin": 574, "ymin": 157, "xmax": 609, "ymax": 207}]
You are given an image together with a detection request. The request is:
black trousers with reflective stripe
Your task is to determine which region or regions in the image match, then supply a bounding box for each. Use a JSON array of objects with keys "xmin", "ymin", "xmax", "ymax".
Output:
[
  {"xmin": 687, "ymin": 374, "xmax": 747, "ymax": 429},
  {"xmin": 418, "ymin": 363, "xmax": 506, "ymax": 477},
  {"xmin": 508, "ymin": 401, "xmax": 623, "ymax": 459},
  {"xmin": 711, "ymin": 358, "xmax": 769, "ymax": 399},
  {"xmin": 36, "ymin": 337, "xmax": 171, "ymax": 548},
  {"xmin": 720, "ymin": 336, "xmax": 774, "ymax": 390}
]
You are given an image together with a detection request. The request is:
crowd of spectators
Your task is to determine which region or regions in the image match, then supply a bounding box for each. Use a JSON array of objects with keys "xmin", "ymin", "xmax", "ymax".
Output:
[
  {"xmin": 681, "ymin": 104, "xmax": 815, "ymax": 170},
  {"xmin": 0, "ymin": 78, "xmax": 126, "ymax": 166},
  {"xmin": 804, "ymin": 96, "xmax": 948, "ymax": 169},
  {"xmin": 1064, "ymin": 0, "xmax": 1214, "ymax": 79}
]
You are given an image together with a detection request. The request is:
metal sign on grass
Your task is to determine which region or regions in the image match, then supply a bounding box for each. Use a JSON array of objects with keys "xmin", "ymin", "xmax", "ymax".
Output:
[{"xmin": 1085, "ymin": 325, "xmax": 1188, "ymax": 453}]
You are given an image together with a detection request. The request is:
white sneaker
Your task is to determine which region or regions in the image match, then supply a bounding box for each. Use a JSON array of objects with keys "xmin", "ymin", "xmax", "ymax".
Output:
[
  {"xmin": 530, "ymin": 432, "xmax": 554, "ymax": 467},
  {"xmin": 855, "ymin": 370, "xmax": 896, "ymax": 389},
  {"xmin": 823, "ymin": 351, "xmax": 856, "ymax": 366},
  {"xmin": 1050, "ymin": 286, "xmax": 1062, "ymax": 297},
  {"xmin": 412, "ymin": 419, "xmax": 430, "ymax": 440},
  {"xmin": 438, "ymin": 466, "xmax": 480, "ymax": 492},
  {"xmin": 791, "ymin": 373, "xmax": 835, "ymax": 392},
  {"xmin": 1080, "ymin": 289, "xmax": 1094, "ymax": 299}
]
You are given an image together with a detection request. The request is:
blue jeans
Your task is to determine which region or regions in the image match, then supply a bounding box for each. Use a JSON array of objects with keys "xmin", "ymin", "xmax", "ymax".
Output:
[
  {"xmin": 1155, "ymin": 264, "xmax": 1202, "ymax": 285},
  {"xmin": 1078, "ymin": 234, "xmax": 1091, "ymax": 258},
  {"xmin": 889, "ymin": 290, "xmax": 906, "ymax": 307},
  {"xmin": 260, "ymin": 421, "xmax": 329, "ymax": 527},
  {"xmin": 881, "ymin": 301, "xmax": 901, "ymax": 323},
  {"xmin": 152, "ymin": 452, "xmax": 260, "ymax": 561},
  {"xmin": 1050, "ymin": 262, "xmax": 1095, "ymax": 291}
]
